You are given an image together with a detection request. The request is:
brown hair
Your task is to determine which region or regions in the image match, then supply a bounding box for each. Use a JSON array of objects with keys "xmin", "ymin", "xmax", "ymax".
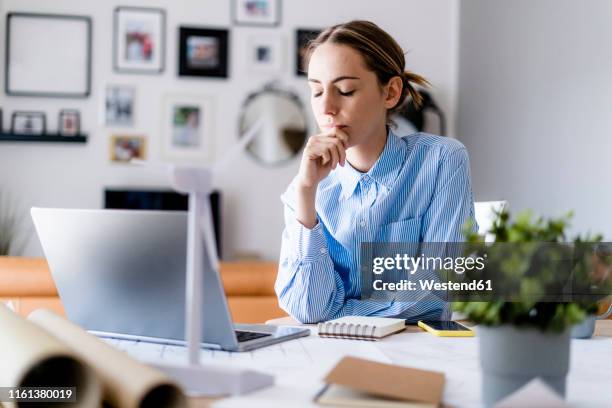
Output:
[{"xmin": 304, "ymin": 20, "xmax": 429, "ymax": 116}]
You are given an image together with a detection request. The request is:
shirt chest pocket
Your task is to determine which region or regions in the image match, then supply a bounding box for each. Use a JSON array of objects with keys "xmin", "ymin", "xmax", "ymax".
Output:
[{"xmin": 379, "ymin": 216, "xmax": 422, "ymax": 242}]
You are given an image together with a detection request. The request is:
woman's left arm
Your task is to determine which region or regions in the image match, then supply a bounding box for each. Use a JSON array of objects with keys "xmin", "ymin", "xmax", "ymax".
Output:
[
  {"xmin": 421, "ymin": 145, "xmax": 478, "ymax": 242},
  {"xmin": 375, "ymin": 145, "xmax": 478, "ymax": 322}
]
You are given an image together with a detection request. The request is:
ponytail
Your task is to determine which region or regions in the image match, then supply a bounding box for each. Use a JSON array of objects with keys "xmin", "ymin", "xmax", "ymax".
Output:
[{"xmin": 400, "ymin": 70, "xmax": 430, "ymax": 109}]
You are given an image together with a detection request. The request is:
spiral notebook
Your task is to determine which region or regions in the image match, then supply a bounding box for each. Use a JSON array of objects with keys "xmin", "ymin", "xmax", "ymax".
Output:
[{"xmin": 317, "ymin": 316, "xmax": 406, "ymax": 340}]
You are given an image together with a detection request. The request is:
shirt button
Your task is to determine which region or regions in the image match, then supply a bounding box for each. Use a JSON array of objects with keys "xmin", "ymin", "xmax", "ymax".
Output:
[
  {"xmin": 360, "ymin": 220, "xmax": 366, "ymax": 227},
  {"xmin": 320, "ymin": 248, "xmax": 327, "ymax": 254},
  {"xmin": 318, "ymin": 229, "xmax": 324, "ymax": 235}
]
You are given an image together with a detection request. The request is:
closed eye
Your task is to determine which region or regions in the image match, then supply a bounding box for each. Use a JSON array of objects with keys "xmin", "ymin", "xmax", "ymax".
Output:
[{"xmin": 312, "ymin": 90, "xmax": 355, "ymax": 98}]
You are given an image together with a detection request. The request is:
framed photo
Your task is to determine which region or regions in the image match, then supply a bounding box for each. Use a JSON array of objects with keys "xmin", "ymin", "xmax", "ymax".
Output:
[
  {"xmin": 105, "ymin": 85, "xmax": 135, "ymax": 126},
  {"xmin": 11, "ymin": 111, "xmax": 46, "ymax": 135},
  {"xmin": 58, "ymin": 109, "xmax": 80, "ymax": 136},
  {"xmin": 178, "ymin": 27, "xmax": 229, "ymax": 78},
  {"xmin": 295, "ymin": 28, "xmax": 321, "ymax": 76},
  {"xmin": 162, "ymin": 94, "xmax": 213, "ymax": 163},
  {"xmin": 113, "ymin": 7, "xmax": 165, "ymax": 74},
  {"xmin": 248, "ymin": 35, "xmax": 283, "ymax": 74},
  {"xmin": 232, "ymin": 0, "xmax": 281, "ymax": 27},
  {"xmin": 5, "ymin": 13, "xmax": 91, "ymax": 97},
  {"xmin": 110, "ymin": 135, "xmax": 147, "ymax": 163}
]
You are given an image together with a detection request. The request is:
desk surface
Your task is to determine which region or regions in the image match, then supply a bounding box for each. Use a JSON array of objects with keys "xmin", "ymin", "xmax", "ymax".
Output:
[{"xmin": 116, "ymin": 320, "xmax": 612, "ymax": 408}]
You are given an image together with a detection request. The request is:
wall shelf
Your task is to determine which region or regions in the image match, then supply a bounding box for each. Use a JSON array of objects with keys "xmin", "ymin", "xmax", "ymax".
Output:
[{"xmin": 0, "ymin": 132, "xmax": 87, "ymax": 143}]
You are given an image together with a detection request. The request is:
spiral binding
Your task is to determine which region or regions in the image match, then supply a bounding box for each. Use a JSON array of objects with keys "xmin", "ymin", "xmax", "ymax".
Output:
[{"xmin": 317, "ymin": 321, "xmax": 380, "ymax": 341}]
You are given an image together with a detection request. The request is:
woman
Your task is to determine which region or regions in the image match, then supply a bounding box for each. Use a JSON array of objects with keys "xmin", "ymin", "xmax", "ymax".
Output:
[{"xmin": 275, "ymin": 20, "xmax": 477, "ymax": 324}]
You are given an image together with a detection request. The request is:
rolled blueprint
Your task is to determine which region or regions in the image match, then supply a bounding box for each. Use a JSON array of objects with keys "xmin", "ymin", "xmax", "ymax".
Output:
[{"xmin": 0, "ymin": 304, "xmax": 101, "ymax": 407}]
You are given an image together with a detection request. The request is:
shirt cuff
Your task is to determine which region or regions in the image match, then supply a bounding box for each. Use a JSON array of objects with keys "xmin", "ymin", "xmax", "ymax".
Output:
[{"xmin": 288, "ymin": 218, "xmax": 329, "ymax": 264}]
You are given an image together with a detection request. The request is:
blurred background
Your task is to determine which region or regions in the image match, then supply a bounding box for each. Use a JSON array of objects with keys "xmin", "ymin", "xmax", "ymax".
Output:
[{"xmin": 0, "ymin": 0, "xmax": 610, "ymax": 260}]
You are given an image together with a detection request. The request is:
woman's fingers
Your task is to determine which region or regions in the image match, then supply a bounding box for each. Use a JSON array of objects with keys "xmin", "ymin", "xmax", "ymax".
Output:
[
  {"xmin": 330, "ymin": 138, "xmax": 346, "ymax": 166},
  {"xmin": 319, "ymin": 148, "xmax": 330, "ymax": 165},
  {"xmin": 323, "ymin": 140, "xmax": 339, "ymax": 168},
  {"xmin": 324, "ymin": 139, "xmax": 345, "ymax": 168},
  {"xmin": 306, "ymin": 132, "xmax": 349, "ymax": 168},
  {"xmin": 333, "ymin": 129, "xmax": 349, "ymax": 150}
]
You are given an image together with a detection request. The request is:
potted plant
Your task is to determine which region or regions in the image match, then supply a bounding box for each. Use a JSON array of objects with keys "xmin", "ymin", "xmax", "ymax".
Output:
[{"xmin": 454, "ymin": 209, "xmax": 611, "ymax": 407}]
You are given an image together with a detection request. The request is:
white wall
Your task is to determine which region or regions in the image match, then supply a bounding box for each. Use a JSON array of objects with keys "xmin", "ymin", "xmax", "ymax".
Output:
[
  {"xmin": 0, "ymin": 0, "xmax": 459, "ymax": 259},
  {"xmin": 458, "ymin": 0, "xmax": 612, "ymax": 239}
]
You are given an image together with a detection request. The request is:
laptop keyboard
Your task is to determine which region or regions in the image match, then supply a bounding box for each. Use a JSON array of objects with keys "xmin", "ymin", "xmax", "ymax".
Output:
[{"xmin": 235, "ymin": 330, "xmax": 272, "ymax": 343}]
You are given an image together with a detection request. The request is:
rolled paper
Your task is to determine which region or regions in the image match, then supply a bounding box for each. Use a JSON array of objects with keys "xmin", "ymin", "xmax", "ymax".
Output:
[
  {"xmin": 0, "ymin": 304, "xmax": 102, "ymax": 408},
  {"xmin": 28, "ymin": 309, "xmax": 187, "ymax": 408}
]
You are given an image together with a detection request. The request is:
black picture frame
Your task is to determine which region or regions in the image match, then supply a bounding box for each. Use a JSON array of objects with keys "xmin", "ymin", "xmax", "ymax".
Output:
[
  {"xmin": 295, "ymin": 28, "xmax": 321, "ymax": 77},
  {"xmin": 232, "ymin": 0, "xmax": 281, "ymax": 27},
  {"xmin": 178, "ymin": 27, "xmax": 229, "ymax": 78},
  {"xmin": 11, "ymin": 111, "xmax": 46, "ymax": 135},
  {"xmin": 113, "ymin": 7, "xmax": 166, "ymax": 74},
  {"xmin": 58, "ymin": 109, "xmax": 81, "ymax": 136},
  {"xmin": 5, "ymin": 13, "xmax": 92, "ymax": 98}
]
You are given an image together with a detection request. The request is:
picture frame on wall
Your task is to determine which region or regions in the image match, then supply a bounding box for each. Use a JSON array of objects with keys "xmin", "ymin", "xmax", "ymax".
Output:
[
  {"xmin": 295, "ymin": 28, "xmax": 321, "ymax": 76},
  {"xmin": 113, "ymin": 7, "xmax": 165, "ymax": 74},
  {"xmin": 11, "ymin": 111, "xmax": 46, "ymax": 135},
  {"xmin": 105, "ymin": 85, "xmax": 135, "ymax": 126},
  {"xmin": 232, "ymin": 0, "xmax": 281, "ymax": 27},
  {"xmin": 110, "ymin": 135, "xmax": 147, "ymax": 163},
  {"xmin": 248, "ymin": 35, "xmax": 283, "ymax": 74},
  {"xmin": 162, "ymin": 94, "xmax": 214, "ymax": 163},
  {"xmin": 178, "ymin": 27, "xmax": 229, "ymax": 78},
  {"xmin": 58, "ymin": 109, "xmax": 80, "ymax": 136},
  {"xmin": 5, "ymin": 13, "xmax": 92, "ymax": 97}
]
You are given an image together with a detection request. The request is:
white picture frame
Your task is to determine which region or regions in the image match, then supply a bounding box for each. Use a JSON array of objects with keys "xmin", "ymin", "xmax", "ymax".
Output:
[
  {"xmin": 161, "ymin": 94, "xmax": 214, "ymax": 163},
  {"xmin": 248, "ymin": 35, "xmax": 283, "ymax": 74},
  {"xmin": 5, "ymin": 13, "xmax": 91, "ymax": 97},
  {"xmin": 233, "ymin": 0, "xmax": 280, "ymax": 27},
  {"xmin": 113, "ymin": 7, "xmax": 165, "ymax": 74}
]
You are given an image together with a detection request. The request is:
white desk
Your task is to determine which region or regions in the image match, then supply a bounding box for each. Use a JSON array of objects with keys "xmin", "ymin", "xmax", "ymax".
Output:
[{"xmin": 109, "ymin": 321, "xmax": 612, "ymax": 408}]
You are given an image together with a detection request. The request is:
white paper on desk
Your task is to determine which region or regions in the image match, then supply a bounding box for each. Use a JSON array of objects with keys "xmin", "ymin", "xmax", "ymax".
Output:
[{"xmin": 494, "ymin": 378, "xmax": 568, "ymax": 408}]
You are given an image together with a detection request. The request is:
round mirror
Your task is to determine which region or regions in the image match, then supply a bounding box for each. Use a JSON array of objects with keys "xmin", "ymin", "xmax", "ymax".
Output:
[{"xmin": 239, "ymin": 83, "xmax": 308, "ymax": 166}]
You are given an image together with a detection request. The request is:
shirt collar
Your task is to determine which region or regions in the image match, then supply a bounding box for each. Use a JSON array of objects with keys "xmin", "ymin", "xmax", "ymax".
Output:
[{"xmin": 336, "ymin": 128, "xmax": 406, "ymax": 200}]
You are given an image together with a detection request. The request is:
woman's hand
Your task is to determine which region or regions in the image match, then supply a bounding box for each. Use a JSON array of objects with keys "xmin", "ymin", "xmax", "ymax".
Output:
[
  {"xmin": 294, "ymin": 129, "xmax": 348, "ymax": 229},
  {"xmin": 296, "ymin": 129, "xmax": 349, "ymax": 189}
]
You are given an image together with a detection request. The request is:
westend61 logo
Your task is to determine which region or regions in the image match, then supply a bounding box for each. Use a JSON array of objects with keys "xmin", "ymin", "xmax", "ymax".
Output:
[{"xmin": 372, "ymin": 253, "xmax": 486, "ymax": 275}]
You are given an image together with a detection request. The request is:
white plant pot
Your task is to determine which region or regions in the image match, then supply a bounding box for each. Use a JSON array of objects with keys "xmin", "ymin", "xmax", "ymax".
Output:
[{"xmin": 478, "ymin": 325, "xmax": 570, "ymax": 407}]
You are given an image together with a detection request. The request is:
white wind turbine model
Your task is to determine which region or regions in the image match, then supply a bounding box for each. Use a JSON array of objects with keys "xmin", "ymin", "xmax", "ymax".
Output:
[{"xmin": 133, "ymin": 120, "xmax": 274, "ymax": 396}]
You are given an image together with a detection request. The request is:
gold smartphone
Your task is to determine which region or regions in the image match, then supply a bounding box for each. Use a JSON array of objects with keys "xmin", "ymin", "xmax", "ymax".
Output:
[{"xmin": 418, "ymin": 320, "xmax": 475, "ymax": 337}]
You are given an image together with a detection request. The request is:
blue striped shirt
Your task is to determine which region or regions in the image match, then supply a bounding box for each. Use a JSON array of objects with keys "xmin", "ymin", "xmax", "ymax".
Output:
[{"xmin": 275, "ymin": 130, "xmax": 477, "ymax": 324}]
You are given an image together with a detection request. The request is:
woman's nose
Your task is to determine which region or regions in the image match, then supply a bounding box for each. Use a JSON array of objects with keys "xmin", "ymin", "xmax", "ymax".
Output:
[{"xmin": 321, "ymin": 93, "xmax": 338, "ymax": 117}]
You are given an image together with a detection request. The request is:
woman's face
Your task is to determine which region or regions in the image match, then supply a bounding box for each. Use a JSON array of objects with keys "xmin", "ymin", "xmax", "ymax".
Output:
[{"xmin": 307, "ymin": 43, "xmax": 397, "ymax": 148}]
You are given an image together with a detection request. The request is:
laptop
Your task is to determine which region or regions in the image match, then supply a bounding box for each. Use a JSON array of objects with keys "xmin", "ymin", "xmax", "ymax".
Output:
[{"xmin": 31, "ymin": 207, "xmax": 309, "ymax": 352}]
